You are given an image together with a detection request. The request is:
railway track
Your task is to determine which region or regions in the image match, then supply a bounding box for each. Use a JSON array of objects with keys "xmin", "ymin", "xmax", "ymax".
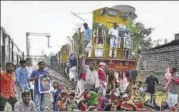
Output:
[{"xmin": 49, "ymin": 69, "xmax": 76, "ymax": 90}]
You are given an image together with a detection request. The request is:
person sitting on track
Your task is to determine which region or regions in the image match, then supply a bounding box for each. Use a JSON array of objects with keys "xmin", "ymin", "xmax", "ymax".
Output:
[
  {"xmin": 14, "ymin": 90, "xmax": 36, "ymax": 112},
  {"xmin": 67, "ymin": 92, "xmax": 78, "ymax": 111},
  {"xmin": 57, "ymin": 91, "xmax": 68, "ymax": 111}
]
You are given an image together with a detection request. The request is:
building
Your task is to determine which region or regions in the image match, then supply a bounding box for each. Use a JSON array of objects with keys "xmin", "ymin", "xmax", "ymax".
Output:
[{"xmin": 140, "ymin": 34, "xmax": 179, "ymax": 85}]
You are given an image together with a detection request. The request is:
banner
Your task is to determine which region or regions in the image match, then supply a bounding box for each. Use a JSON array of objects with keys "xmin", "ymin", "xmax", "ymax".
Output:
[{"xmin": 38, "ymin": 74, "xmax": 51, "ymax": 93}]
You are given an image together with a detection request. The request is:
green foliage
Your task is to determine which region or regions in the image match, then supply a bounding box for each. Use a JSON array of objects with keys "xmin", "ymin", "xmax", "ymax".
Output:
[{"xmin": 127, "ymin": 20, "xmax": 154, "ymax": 52}]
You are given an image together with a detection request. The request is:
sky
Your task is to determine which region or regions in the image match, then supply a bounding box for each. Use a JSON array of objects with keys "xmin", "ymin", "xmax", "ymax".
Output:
[{"xmin": 1, "ymin": 1, "xmax": 179, "ymax": 56}]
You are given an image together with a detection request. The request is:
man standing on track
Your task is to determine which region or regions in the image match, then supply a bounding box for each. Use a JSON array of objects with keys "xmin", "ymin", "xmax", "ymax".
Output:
[
  {"xmin": 0, "ymin": 62, "xmax": 17, "ymax": 111},
  {"xmin": 29, "ymin": 61, "xmax": 51, "ymax": 111},
  {"xmin": 26, "ymin": 58, "xmax": 34, "ymax": 100},
  {"xmin": 145, "ymin": 71, "xmax": 159, "ymax": 104},
  {"xmin": 15, "ymin": 60, "xmax": 29, "ymax": 100}
]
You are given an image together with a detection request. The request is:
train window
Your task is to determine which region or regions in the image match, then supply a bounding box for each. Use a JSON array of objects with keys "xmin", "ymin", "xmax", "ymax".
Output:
[{"xmin": 108, "ymin": 9, "xmax": 117, "ymax": 17}]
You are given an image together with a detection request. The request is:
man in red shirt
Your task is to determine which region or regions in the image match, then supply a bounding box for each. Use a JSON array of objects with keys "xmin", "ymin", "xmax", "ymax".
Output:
[
  {"xmin": 98, "ymin": 62, "xmax": 107, "ymax": 96},
  {"xmin": 0, "ymin": 62, "xmax": 17, "ymax": 111}
]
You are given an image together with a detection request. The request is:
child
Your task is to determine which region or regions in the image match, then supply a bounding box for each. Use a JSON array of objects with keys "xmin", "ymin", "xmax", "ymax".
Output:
[
  {"xmin": 67, "ymin": 92, "xmax": 78, "ymax": 111},
  {"xmin": 50, "ymin": 81, "xmax": 60, "ymax": 111},
  {"xmin": 57, "ymin": 91, "xmax": 68, "ymax": 111}
]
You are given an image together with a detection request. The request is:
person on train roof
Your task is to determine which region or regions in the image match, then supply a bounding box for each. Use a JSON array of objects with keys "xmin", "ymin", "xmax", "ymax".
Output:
[{"xmin": 83, "ymin": 23, "xmax": 92, "ymax": 47}]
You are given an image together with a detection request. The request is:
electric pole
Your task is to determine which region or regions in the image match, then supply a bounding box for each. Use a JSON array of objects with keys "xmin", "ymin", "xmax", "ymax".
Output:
[{"xmin": 26, "ymin": 32, "xmax": 51, "ymax": 58}]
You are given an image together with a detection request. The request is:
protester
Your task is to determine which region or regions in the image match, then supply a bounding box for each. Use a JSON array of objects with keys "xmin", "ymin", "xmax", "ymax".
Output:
[
  {"xmin": 50, "ymin": 81, "xmax": 60, "ymax": 111},
  {"xmin": 57, "ymin": 91, "xmax": 68, "ymax": 111},
  {"xmin": 29, "ymin": 61, "xmax": 51, "ymax": 111},
  {"xmin": 108, "ymin": 22, "xmax": 119, "ymax": 58},
  {"xmin": 26, "ymin": 58, "xmax": 34, "ymax": 100},
  {"xmin": 0, "ymin": 62, "xmax": 17, "ymax": 111},
  {"xmin": 15, "ymin": 60, "xmax": 29, "ymax": 100},
  {"xmin": 14, "ymin": 90, "xmax": 36, "ymax": 112},
  {"xmin": 98, "ymin": 62, "xmax": 107, "ymax": 96},
  {"xmin": 85, "ymin": 61, "xmax": 99, "ymax": 92},
  {"xmin": 83, "ymin": 23, "xmax": 92, "ymax": 47},
  {"xmin": 165, "ymin": 67, "xmax": 179, "ymax": 110},
  {"xmin": 76, "ymin": 72, "xmax": 87, "ymax": 97},
  {"xmin": 145, "ymin": 71, "xmax": 159, "ymax": 104},
  {"xmin": 83, "ymin": 90, "xmax": 98, "ymax": 107},
  {"xmin": 69, "ymin": 53, "xmax": 78, "ymax": 83},
  {"xmin": 67, "ymin": 92, "xmax": 78, "ymax": 111}
]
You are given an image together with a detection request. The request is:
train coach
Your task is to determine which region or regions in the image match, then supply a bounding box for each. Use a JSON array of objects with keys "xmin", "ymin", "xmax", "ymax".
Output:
[{"xmin": 0, "ymin": 26, "xmax": 24, "ymax": 69}]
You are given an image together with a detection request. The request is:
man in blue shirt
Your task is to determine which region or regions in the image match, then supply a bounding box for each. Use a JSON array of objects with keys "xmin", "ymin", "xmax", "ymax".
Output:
[
  {"xmin": 83, "ymin": 23, "xmax": 92, "ymax": 47},
  {"xmin": 15, "ymin": 60, "xmax": 29, "ymax": 100},
  {"xmin": 29, "ymin": 61, "xmax": 51, "ymax": 111}
]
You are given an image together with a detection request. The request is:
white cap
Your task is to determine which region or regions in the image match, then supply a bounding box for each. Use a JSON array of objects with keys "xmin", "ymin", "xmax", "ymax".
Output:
[
  {"xmin": 119, "ymin": 24, "xmax": 127, "ymax": 29},
  {"xmin": 122, "ymin": 93, "xmax": 128, "ymax": 98},
  {"xmin": 99, "ymin": 62, "xmax": 106, "ymax": 66}
]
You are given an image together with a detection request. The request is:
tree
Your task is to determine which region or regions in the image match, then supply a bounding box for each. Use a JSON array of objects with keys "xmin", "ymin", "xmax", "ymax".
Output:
[
  {"xmin": 153, "ymin": 39, "xmax": 162, "ymax": 47},
  {"xmin": 127, "ymin": 21, "xmax": 154, "ymax": 52}
]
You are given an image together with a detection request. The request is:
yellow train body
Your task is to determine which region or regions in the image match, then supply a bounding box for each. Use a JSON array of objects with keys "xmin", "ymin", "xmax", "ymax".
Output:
[
  {"xmin": 60, "ymin": 6, "xmax": 138, "ymax": 71},
  {"xmin": 92, "ymin": 7, "xmax": 129, "ymax": 59}
]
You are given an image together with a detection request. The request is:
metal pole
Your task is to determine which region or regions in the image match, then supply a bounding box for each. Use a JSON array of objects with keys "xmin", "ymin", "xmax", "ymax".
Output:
[
  {"xmin": 47, "ymin": 36, "xmax": 51, "ymax": 48},
  {"xmin": 26, "ymin": 32, "xmax": 30, "ymax": 58}
]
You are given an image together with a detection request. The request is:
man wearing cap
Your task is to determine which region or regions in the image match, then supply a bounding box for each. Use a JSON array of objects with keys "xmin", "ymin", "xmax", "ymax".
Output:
[
  {"xmin": 165, "ymin": 67, "xmax": 179, "ymax": 109},
  {"xmin": 98, "ymin": 62, "xmax": 107, "ymax": 96},
  {"xmin": 108, "ymin": 23, "xmax": 119, "ymax": 58},
  {"xmin": 15, "ymin": 60, "xmax": 29, "ymax": 100}
]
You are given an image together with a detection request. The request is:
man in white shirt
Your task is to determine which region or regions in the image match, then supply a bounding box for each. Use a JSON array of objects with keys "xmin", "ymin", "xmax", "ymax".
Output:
[
  {"xmin": 108, "ymin": 23, "xmax": 119, "ymax": 58},
  {"xmin": 26, "ymin": 58, "xmax": 34, "ymax": 100},
  {"xmin": 85, "ymin": 61, "xmax": 99, "ymax": 92}
]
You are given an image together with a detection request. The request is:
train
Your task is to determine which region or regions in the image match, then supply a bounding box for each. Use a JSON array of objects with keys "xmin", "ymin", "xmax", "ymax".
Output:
[
  {"xmin": 49, "ymin": 5, "xmax": 140, "ymax": 77},
  {"xmin": 0, "ymin": 26, "xmax": 24, "ymax": 69}
]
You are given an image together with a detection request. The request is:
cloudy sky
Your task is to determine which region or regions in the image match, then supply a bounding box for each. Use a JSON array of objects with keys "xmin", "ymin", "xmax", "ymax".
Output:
[{"xmin": 1, "ymin": 1, "xmax": 179, "ymax": 56}]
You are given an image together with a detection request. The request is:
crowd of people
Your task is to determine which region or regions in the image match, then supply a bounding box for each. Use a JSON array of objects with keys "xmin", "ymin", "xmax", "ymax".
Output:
[
  {"xmin": 1, "ymin": 57, "xmax": 179, "ymax": 111},
  {"xmin": 0, "ymin": 59, "xmax": 52, "ymax": 111}
]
